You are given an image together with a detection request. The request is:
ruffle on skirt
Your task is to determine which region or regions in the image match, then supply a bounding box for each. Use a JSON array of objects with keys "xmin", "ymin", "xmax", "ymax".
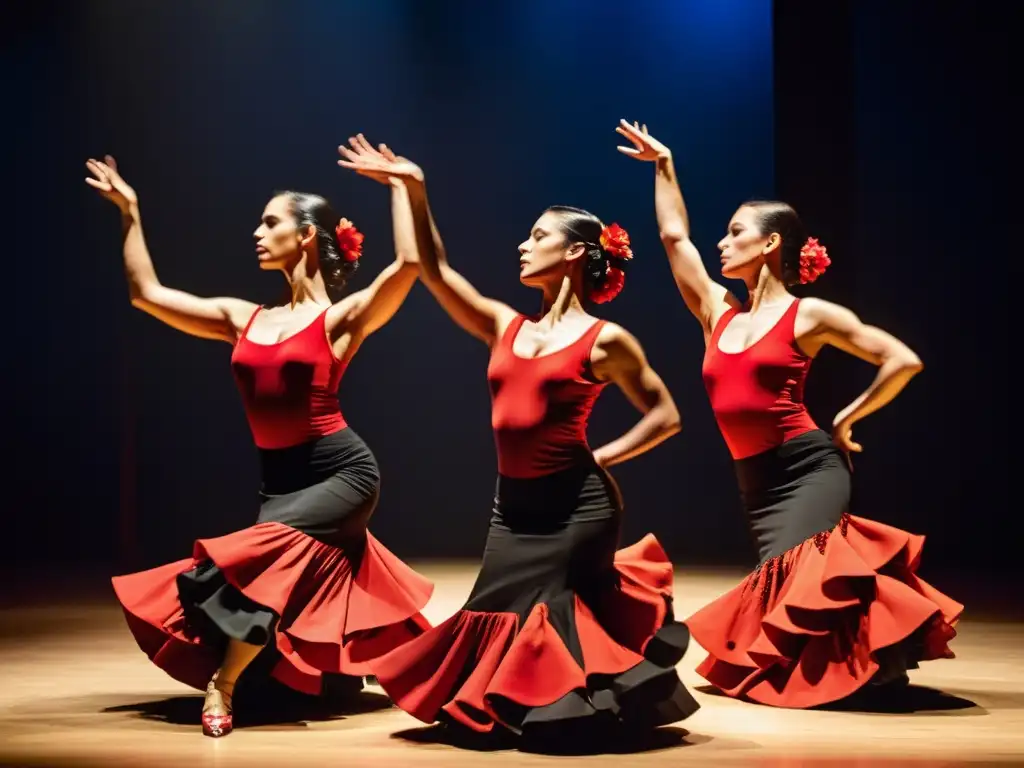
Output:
[
  {"xmin": 686, "ymin": 513, "xmax": 962, "ymax": 708},
  {"xmin": 368, "ymin": 534, "xmax": 699, "ymax": 736},
  {"xmin": 111, "ymin": 521, "xmax": 433, "ymax": 695}
]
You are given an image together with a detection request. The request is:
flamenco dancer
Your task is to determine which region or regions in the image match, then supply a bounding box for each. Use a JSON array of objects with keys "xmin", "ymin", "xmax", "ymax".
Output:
[
  {"xmin": 337, "ymin": 135, "xmax": 699, "ymax": 746},
  {"xmin": 616, "ymin": 120, "xmax": 962, "ymax": 708},
  {"xmin": 85, "ymin": 154, "xmax": 433, "ymax": 736}
]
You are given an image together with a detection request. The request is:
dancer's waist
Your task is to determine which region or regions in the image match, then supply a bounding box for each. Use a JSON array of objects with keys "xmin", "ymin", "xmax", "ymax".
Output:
[
  {"xmin": 493, "ymin": 461, "xmax": 617, "ymax": 527},
  {"xmin": 734, "ymin": 429, "xmax": 844, "ymax": 487},
  {"xmin": 258, "ymin": 427, "xmax": 379, "ymax": 495}
]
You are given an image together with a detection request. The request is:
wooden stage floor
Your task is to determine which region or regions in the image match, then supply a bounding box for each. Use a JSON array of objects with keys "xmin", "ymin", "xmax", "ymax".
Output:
[{"xmin": 1, "ymin": 563, "xmax": 1020, "ymax": 767}]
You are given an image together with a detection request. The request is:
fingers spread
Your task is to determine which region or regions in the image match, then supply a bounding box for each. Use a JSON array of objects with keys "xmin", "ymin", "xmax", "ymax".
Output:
[
  {"xmin": 619, "ymin": 118, "xmax": 643, "ymax": 136},
  {"xmin": 355, "ymin": 133, "xmax": 377, "ymax": 155}
]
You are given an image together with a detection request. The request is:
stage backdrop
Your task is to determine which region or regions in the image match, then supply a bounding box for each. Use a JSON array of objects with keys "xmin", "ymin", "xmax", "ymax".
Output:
[{"xmin": 6, "ymin": 1, "xmax": 1008, "ymax": 577}]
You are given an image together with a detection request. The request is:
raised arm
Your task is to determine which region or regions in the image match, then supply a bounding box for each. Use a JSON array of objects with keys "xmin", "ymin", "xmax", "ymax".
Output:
[
  {"xmin": 797, "ymin": 298, "xmax": 924, "ymax": 457},
  {"xmin": 337, "ymin": 135, "xmax": 516, "ymax": 346},
  {"xmin": 589, "ymin": 323, "xmax": 682, "ymax": 469},
  {"xmin": 326, "ymin": 143, "xmax": 421, "ymax": 354},
  {"xmin": 85, "ymin": 156, "xmax": 255, "ymax": 343},
  {"xmin": 616, "ymin": 120, "xmax": 737, "ymax": 335}
]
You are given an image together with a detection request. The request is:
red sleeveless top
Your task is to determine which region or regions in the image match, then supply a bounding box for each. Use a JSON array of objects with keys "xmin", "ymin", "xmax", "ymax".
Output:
[
  {"xmin": 231, "ymin": 306, "xmax": 348, "ymax": 450},
  {"xmin": 701, "ymin": 299, "xmax": 817, "ymax": 460},
  {"xmin": 487, "ymin": 314, "xmax": 608, "ymax": 478}
]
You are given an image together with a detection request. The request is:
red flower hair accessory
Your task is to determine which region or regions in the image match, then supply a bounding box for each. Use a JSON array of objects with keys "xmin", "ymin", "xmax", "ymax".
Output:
[
  {"xmin": 798, "ymin": 237, "xmax": 830, "ymax": 284},
  {"xmin": 599, "ymin": 223, "xmax": 633, "ymax": 260},
  {"xmin": 591, "ymin": 264, "xmax": 625, "ymax": 304},
  {"xmin": 335, "ymin": 218, "xmax": 364, "ymax": 263},
  {"xmin": 590, "ymin": 222, "xmax": 632, "ymax": 303}
]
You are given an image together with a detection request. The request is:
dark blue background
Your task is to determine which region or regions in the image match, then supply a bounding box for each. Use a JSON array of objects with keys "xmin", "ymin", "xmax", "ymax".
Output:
[{"xmin": 5, "ymin": 1, "xmax": 1009, "ymax": 580}]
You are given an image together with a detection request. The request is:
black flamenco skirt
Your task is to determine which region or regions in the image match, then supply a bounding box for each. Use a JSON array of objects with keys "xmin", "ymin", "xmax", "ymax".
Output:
[
  {"xmin": 111, "ymin": 427, "xmax": 433, "ymax": 695},
  {"xmin": 686, "ymin": 429, "xmax": 962, "ymax": 708},
  {"xmin": 367, "ymin": 462, "xmax": 700, "ymax": 739}
]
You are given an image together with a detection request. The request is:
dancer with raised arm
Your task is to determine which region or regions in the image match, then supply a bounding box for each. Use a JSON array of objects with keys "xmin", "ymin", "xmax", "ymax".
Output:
[
  {"xmin": 87, "ymin": 154, "xmax": 432, "ymax": 736},
  {"xmin": 337, "ymin": 135, "xmax": 699, "ymax": 746},
  {"xmin": 616, "ymin": 120, "xmax": 961, "ymax": 708}
]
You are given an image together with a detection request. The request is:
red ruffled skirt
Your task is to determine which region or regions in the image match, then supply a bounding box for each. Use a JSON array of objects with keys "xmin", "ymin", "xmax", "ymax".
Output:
[
  {"xmin": 686, "ymin": 512, "xmax": 962, "ymax": 708},
  {"xmin": 112, "ymin": 521, "xmax": 433, "ymax": 694},
  {"xmin": 368, "ymin": 468, "xmax": 699, "ymax": 738}
]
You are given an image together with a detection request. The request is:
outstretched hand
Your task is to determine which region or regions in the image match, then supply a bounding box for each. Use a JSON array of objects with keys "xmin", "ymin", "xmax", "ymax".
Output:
[
  {"xmin": 337, "ymin": 134, "xmax": 423, "ymax": 186},
  {"xmin": 615, "ymin": 119, "xmax": 671, "ymax": 162},
  {"xmin": 85, "ymin": 155, "xmax": 138, "ymax": 212}
]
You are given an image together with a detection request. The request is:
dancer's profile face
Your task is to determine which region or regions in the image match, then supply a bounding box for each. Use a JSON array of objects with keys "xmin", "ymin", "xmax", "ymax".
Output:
[
  {"xmin": 718, "ymin": 206, "xmax": 775, "ymax": 280},
  {"xmin": 517, "ymin": 211, "xmax": 582, "ymax": 288},
  {"xmin": 253, "ymin": 195, "xmax": 307, "ymax": 270}
]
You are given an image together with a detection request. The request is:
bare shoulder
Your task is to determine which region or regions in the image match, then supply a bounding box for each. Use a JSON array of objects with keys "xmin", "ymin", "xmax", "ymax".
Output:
[
  {"xmin": 794, "ymin": 296, "xmax": 869, "ymax": 356},
  {"xmin": 705, "ymin": 288, "xmax": 745, "ymax": 337},
  {"xmin": 592, "ymin": 321, "xmax": 646, "ymax": 370},
  {"xmin": 796, "ymin": 296, "xmax": 860, "ymax": 335},
  {"xmin": 491, "ymin": 302, "xmax": 522, "ymax": 341},
  {"xmin": 324, "ymin": 291, "xmax": 362, "ymax": 331},
  {"xmin": 221, "ymin": 298, "xmax": 261, "ymax": 329}
]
